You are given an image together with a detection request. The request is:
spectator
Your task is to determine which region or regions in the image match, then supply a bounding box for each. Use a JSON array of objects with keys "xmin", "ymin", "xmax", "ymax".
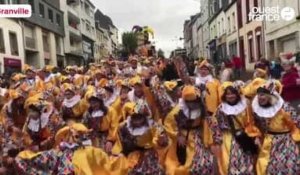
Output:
[
  {"xmin": 231, "ymin": 54, "xmax": 242, "ymax": 79},
  {"xmin": 269, "ymin": 58, "xmax": 283, "ymax": 79},
  {"xmin": 219, "ymin": 60, "xmax": 233, "ymax": 83},
  {"xmin": 280, "ymin": 53, "xmax": 300, "ymax": 110}
]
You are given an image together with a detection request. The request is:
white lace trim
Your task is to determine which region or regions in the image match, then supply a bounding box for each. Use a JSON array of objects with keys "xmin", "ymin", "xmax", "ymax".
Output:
[
  {"xmin": 44, "ymin": 75, "xmax": 52, "ymax": 83},
  {"xmin": 126, "ymin": 117, "xmax": 153, "ymax": 136},
  {"xmin": 252, "ymin": 93, "xmax": 284, "ymax": 118},
  {"xmin": 91, "ymin": 110, "xmax": 104, "ymax": 118},
  {"xmin": 104, "ymin": 89, "xmax": 119, "ymax": 107},
  {"xmin": 178, "ymin": 98, "xmax": 202, "ymax": 119},
  {"xmin": 220, "ymin": 97, "xmax": 247, "ymax": 115},
  {"xmin": 27, "ymin": 105, "xmax": 53, "ymax": 132},
  {"xmin": 63, "ymin": 95, "xmax": 81, "ymax": 108},
  {"xmin": 195, "ymin": 75, "xmax": 213, "ymax": 86}
]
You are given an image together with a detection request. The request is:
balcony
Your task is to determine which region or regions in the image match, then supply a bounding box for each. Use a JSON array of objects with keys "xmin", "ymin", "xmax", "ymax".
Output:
[
  {"xmin": 25, "ymin": 37, "xmax": 37, "ymax": 51},
  {"xmin": 69, "ymin": 45, "xmax": 83, "ymax": 56},
  {"xmin": 67, "ymin": 6, "xmax": 79, "ymax": 18},
  {"xmin": 69, "ymin": 27, "xmax": 81, "ymax": 40}
]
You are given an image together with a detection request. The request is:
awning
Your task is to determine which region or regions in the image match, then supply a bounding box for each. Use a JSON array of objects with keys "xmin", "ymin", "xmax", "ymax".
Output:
[{"xmin": 4, "ymin": 57, "xmax": 21, "ymax": 67}]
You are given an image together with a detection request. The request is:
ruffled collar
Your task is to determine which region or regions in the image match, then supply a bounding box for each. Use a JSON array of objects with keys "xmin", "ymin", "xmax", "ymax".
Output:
[
  {"xmin": 63, "ymin": 95, "xmax": 81, "ymax": 108},
  {"xmin": 126, "ymin": 117, "xmax": 153, "ymax": 136},
  {"xmin": 44, "ymin": 75, "xmax": 52, "ymax": 83},
  {"xmin": 220, "ymin": 97, "xmax": 247, "ymax": 115},
  {"xmin": 27, "ymin": 105, "xmax": 54, "ymax": 132},
  {"xmin": 90, "ymin": 110, "xmax": 104, "ymax": 118},
  {"xmin": 195, "ymin": 74, "xmax": 213, "ymax": 86},
  {"xmin": 252, "ymin": 93, "xmax": 284, "ymax": 118},
  {"xmin": 104, "ymin": 89, "xmax": 118, "ymax": 107},
  {"xmin": 178, "ymin": 98, "xmax": 202, "ymax": 119}
]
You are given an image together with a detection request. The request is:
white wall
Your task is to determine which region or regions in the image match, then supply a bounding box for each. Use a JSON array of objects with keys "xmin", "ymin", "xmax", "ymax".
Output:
[{"xmin": 0, "ymin": 18, "xmax": 24, "ymax": 73}]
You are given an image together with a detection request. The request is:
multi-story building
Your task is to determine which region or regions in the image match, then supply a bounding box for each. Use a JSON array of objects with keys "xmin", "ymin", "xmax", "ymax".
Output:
[
  {"xmin": 94, "ymin": 9, "xmax": 118, "ymax": 62},
  {"xmin": 265, "ymin": 0, "xmax": 300, "ymax": 59},
  {"xmin": 21, "ymin": 0, "xmax": 64, "ymax": 68},
  {"xmin": 60, "ymin": 0, "xmax": 95, "ymax": 66},
  {"xmin": 208, "ymin": 0, "xmax": 223, "ymax": 64},
  {"xmin": 0, "ymin": 18, "xmax": 24, "ymax": 74},
  {"xmin": 79, "ymin": 0, "xmax": 96, "ymax": 65},
  {"xmin": 191, "ymin": 13, "xmax": 201, "ymax": 59},
  {"xmin": 183, "ymin": 14, "xmax": 200, "ymax": 59},
  {"xmin": 183, "ymin": 20, "xmax": 192, "ymax": 58},
  {"xmin": 237, "ymin": 0, "xmax": 263, "ymax": 70},
  {"xmin": 198, "ymin": 0, "xmax": 210, "ymax": 59},
  {"xmin": 225, "ymin": 0, "xmax": 238, "ymax": 57}
]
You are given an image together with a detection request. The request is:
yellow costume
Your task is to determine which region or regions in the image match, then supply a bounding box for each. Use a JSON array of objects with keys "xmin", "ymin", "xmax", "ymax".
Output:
[
  {"xmin": 251, "ymin": 81, "xmax": 300, "ymax": 175},
  {"xmin": 164, "ymin": 85, "xmax": 215, "ymax": 175},
  {"xmin": 111, "ymin": 101, "xmax": 167, "ymax": 174},
  {"xmin": 211, "ymin": 82, "xmax": 258, "ymax": 175},
  {"xmin": 16, "ymin": 123, "xmax": 111, "ymax": 175}
]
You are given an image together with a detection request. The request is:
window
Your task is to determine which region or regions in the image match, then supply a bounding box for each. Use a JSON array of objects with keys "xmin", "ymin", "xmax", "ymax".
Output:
[
  {"xmin": 56, "ymin": 14, "xmax": 61, "ymax": 26},
  {"xmin": 28, "ymin": 0, "xmax": 34, "ymax": 13},
  {"xmin": 9, "ymin": 32, "xmax": 18, "ymax": 56},
  {"xmin": 253, "ymin": 0, "xmax": 258, "ymax": 8},
  {"xmin": 0, "ymin": 28, "xmax": 4, "ymax": 53},
  {"xmin": 248, "ymin": 34, "xmax": 254, "ymax": 63},
  {"xmin": 232, "ymin": 13, "xmax": 236, "ymax": 30},
  {"xmin": 48, "ymin": 9, "xmax": 53, "ymax": 23},
  {"xmin": 86, "ymin": 23, "xmax": 90, "ymax": 32},
  {"xmin": 42, "ymin": 32, "xmax": 49, "ymax": 52},
  {"xmin": 227, "ymin": 17, "xmax": 231, "ymax": 33},
  {"xmin": 39, "ymin": 3, "xmax": 44, "ymax": 17},
  {"xmin": 221, "ymin": 18, "xmax": 224, "ymax": 34},
  {"xmin": 246, "ymin": 0, "xmax": 250, "ymax": 23},
  {"xmin": 256, "ymin": 34, "xmax": 262, "ymax": 60}
]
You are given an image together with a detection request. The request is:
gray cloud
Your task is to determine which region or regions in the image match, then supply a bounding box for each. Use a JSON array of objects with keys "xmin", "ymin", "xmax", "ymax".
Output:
[{"xmin": 91, "ymin": 0, "xmax": 200, "ymax": 56}]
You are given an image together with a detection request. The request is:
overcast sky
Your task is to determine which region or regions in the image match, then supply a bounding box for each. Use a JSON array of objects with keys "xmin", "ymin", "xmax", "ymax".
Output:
[{"xmin": 90, "ymin": 0, "xmax": 200, "ymax": 57}]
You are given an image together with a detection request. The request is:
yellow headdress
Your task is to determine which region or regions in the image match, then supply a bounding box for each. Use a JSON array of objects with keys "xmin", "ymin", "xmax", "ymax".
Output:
[
  {"xmin": 11, "ymin": 73, "xmax": 26, "ymax": 82},
  {"xmin": 242, "ymin": 78, "xmax": 267, "ymax": 98},
  {"xmin": 55, "ymin": 123, "xmax": 89, "ymax": 145},
  {"xmin": 24, "ymin": 64, "xmax": 35, "ymax": 73},
  {"xmin": 44, "ymin": 65, "xmax": 55, "ymax": 72},
  {"xmin": 129, "ymin": 76, "xmax": 142, "ymax": 86},
  {"xmin": 61, "ymin": 83, "xmax": 76, "ymax": 93},
  {"xmin": 198, "ymin": 59, "xmax": 213, "ymax": 69},
  {"xmin": 163, "ymin": 81, "xmax": 178, "ymax": 91},
  {"xmin": 8, "ymin": 89, "xmax": 24, "ymax": 100},
  {"xmin": 182, "ymin": 85, "xmax": 200, "ymax": 101},
  {"xmin": 218, "ymin": 81, "xmax": 245, "ymax": 99}
]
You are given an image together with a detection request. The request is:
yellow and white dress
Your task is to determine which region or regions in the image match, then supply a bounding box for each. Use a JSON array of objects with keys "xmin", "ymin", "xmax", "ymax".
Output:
[
  {"xmin": 252, "ymin": 93, "xmax": 300, "ymax": 175},
  {"xmin": 164, "ymin": 98, "xmax": 215, "ymax": 175}
]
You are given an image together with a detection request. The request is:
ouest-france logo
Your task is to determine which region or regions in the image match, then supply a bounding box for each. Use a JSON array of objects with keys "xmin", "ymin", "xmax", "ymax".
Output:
[{"xmin": 248, "ymin": 6, "xmax": 295, "ymax": 22}]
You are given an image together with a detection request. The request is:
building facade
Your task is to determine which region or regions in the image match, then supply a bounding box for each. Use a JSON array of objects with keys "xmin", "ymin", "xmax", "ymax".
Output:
[
  {"xmin": 225, "ymin": 0, "xmax": 238, "ymax": 58},
  {"xmin": 265, "ymin": 0, "xmax": 300, "ymax": 59},
  {"xmin": 60, "ymin": 0, "xmax": 96, "ymax": 66},
  {"xmin": 198, "ymin": 0, "xmax": 210, "ymax": 59},
  {"xmin": 0, "ymin": 18, "xmax": 24, "ymax": 74},
  {"xmin": 22, "ymin": 0, "xmax": 64, "ymax": 68},
  {"xmin": 79, "ymin": 0, "xmax": 96, "ymax": 65},
  {"xmin": 238, "ymin": 0, "xmax": 263, "ymax": 70},
  {"xmin": 94, "ymin": 9, "xmax": 118, "ymax": 62}
]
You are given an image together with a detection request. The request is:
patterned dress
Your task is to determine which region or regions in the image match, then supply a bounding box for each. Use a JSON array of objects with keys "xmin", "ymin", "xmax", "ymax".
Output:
[
  {"xmin": 212, "ymin": 106, "xmax": 255, "ymax": 175},
  {"xmin": 254, "ymin": 103, "xmax": 300, "ymax": 175},
  {"xmin": 117, "ymin": 120, "xmax": 166, "ymax": 175}
]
